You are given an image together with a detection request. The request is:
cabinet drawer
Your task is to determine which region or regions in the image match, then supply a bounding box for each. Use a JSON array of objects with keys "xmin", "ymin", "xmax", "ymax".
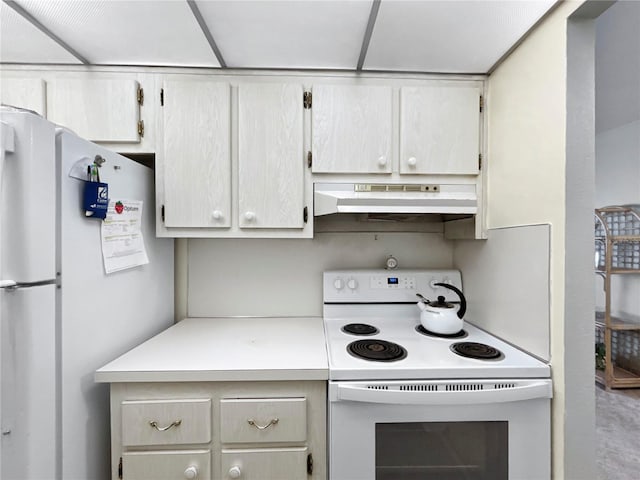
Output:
[
  {"xmin": 123, "ymin": 450, "xmax": 210, "ymax": 480},
  {"xmin": 221, "ymin": 447, "xmax": 308, "ymax": 480},
  {"xmin": 220, "ymin": 397, "xmax": 306, "ymax": 443},
  {"xmin": 121, "ymin": 398, "xmax": 211, "ymax": 446}
]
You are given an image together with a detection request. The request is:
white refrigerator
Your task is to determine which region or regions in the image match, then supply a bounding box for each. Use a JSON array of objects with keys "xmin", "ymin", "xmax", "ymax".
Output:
[{"xmin": 0, "ymin": 108, "xmax": 174, "ymax": 480}]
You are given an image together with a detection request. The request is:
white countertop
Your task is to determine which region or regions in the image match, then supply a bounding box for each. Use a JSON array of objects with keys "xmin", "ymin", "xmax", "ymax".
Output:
[{"xmin": 95, "ymin": 317, "xmax": 328, "ymax": 383}]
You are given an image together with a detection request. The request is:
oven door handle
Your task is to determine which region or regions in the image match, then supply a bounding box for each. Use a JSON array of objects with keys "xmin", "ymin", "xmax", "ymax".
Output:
[{"xmin": 335, "ymin": 381, "xmax": 552, "ymax": 405}]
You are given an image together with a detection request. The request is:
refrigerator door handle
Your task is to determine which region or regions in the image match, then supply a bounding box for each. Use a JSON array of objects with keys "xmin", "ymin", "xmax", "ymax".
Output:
[{"xmin": 0, "ymin": 279, "xmax": 57, "ymax": 290}]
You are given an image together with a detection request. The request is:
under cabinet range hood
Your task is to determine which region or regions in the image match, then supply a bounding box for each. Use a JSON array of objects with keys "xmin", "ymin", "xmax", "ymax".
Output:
[{"xmin": 314, "ymin": 182, "xmax": 478, "ymax": 216}]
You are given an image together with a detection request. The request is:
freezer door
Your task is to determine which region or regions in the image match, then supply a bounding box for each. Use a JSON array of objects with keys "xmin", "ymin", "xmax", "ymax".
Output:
[
  {"xmin": 0, "ymin": 110, "xmax": 56, "ymax": 282},
  {"xmin": 1, "ymin": 111, "xmax": 57, "ymax": 478},
  {"xmin": 1, "ymin": 285, "xmax": 57, "ymax": 479}
]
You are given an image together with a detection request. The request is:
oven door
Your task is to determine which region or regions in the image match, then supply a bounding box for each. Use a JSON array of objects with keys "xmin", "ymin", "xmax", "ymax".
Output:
[{"xmin": 328, "ymin": 379, "xmax": 552, "ymax": 480}]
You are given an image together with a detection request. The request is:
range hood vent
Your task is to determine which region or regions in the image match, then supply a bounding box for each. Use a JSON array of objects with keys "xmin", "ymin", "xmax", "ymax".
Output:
[{"xmin": 314, "ymin": 182, "xmax": 478, "ymax": 216}]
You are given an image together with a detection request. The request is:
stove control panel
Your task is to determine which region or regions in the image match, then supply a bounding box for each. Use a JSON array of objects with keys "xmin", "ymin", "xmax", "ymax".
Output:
[
  {"xmin": 370, "ymin": 275, "xmax": 415, "ymax": 289},
  {"xmin": 324, "ymin": 269, "xmax": 463, "ymax": 303}
]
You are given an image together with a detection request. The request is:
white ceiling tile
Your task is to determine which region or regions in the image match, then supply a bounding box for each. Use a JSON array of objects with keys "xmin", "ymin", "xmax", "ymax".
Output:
[
  {"xmin": 196, "ymin": 0, "xmax": 373, "ymax": 69},
  {"xmin": 13, "ymin": 0, "xmax": 220, "ymax": 67},
  {"xmin": 0, "ymin": 2, "xmax": 81, "ymax": 64},
  {"xmin": 365, "ymin": 0, "xmax": 556, "ymax": 73}
]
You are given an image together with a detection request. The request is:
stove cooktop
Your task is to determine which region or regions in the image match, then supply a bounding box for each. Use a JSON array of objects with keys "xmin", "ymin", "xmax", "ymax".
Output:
[{"xmin": 325, "ymin": 314, "xmax": 549, "ymax": 380}]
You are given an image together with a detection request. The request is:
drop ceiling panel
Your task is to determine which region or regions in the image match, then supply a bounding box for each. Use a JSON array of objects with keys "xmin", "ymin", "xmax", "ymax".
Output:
[
  {"xmin": 0, "ymin": 2, "xmax": 80, "ymax": 64},
  {"xmin": 13, "ymin": 0, "xmax": 220, "ymax": 67},
  {"xmin": 365, "ymin": 0, "xmax": 556, "ymax": 73},
  {"xmin": 196, "ymin": 0, "xmax": 373, "ymax": 69}
]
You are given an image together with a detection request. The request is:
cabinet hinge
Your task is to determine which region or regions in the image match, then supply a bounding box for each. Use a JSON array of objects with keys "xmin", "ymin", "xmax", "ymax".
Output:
[
  {"xmin": 137, "ymin": 120, "xmax": 144, "ymax": 137},
  {"xmin": 307, "ymin": 151, "xmax": 312, "ymax": 168},
  {"xmin": 118, "ymin": 457, "xmax": 123, "ymax": 479},
  {"xmin": 478, "ymin": 153, "xmax": 482, "ymax": 170},
  {"xmin": 479, "ymin": 95, "xmax": 484, "ymax": 113},
  {"xmin": 307, "ymin": 453, "xmax": 313, "ymax": 475},
  {"xmin": 137, "ymin": 86, "xmax": 144, "ymax": 106},
  {"xmin": 160, "ymin": 88, "xmax": 164, "ymax": 106},
  {"xmin": 303, "ymin": 91, "xmax": 312, "ymax": 109},
  {"xmin": 303, "ymin": 206, "xmax": 308, "ymax": 224},
  {"xmin": 161, "ymin": 205, "xmax": 165, "ymax": 223}
]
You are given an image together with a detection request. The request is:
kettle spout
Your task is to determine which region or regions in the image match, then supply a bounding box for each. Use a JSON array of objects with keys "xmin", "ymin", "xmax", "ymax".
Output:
[{"xmin": 416, "ymin": 301, "xmax": 427, "ymax": 312}]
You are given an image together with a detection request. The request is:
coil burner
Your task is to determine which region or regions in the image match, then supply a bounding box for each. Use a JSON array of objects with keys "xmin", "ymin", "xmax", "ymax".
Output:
[
  {"xmin": 415, "ymin": 325, "xmax": 468, "ymax": 339},
  {"xmin": 347, "ymin": 339, "xmax": 407, "ymax": 362},
  {"xmin": 451, "ymin": 342, "xmax": 504, "ymax": 360},
  {"xmin": 341, "ymin": 323, "xmax": 379, "ymax": 336}
]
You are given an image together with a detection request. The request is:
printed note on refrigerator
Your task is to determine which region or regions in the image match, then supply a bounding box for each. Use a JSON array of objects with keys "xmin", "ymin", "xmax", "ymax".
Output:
[{"xmin": 101, "ymin": 199, "xmax": 149, "ymax": 274}]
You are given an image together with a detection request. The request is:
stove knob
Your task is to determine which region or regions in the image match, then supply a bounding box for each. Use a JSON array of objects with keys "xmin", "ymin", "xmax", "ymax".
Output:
[
  {"xmin": 347, "ymin": 278, "xmax": 358, "ymax": 290},
  {"xmin": 333, "ymin": 278, "xmax": 344, "ymax": 290}
]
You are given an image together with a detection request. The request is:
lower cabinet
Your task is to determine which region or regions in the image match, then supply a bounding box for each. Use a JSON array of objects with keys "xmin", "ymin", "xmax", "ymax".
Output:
[{"xmin": 110, "ymin": 381, "xmax": 326, "ymax": 480}]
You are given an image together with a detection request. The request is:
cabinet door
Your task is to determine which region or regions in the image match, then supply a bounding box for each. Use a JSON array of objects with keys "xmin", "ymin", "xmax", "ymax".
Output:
[
  {"xmin": 161, "ymin": 79, "xmax": 231, "ymax": 228},
  {"xmin": 400, "ymin": 85, "xmax": 481, "ymax": 174},
  {"xmin": 123, "ymin": 450, "xmax": 210, "ymax": 480},
  {"xmin": 312, "ymin": 84, "xmax": 392, "ymax": 173},
  {"xmin": 221, "ymin": 447, "xmax": 308, "ymax": 480},
  {"xmin": 0, "ymin": 77, "xmax": 46, "ymax": 115},
  {"xmin": 47, "ymin": 78, "xmax": 141, "ymax": 143},
  {"xmin": 238, "ymin": 83, "xmax": 304, "ymax": 229}
]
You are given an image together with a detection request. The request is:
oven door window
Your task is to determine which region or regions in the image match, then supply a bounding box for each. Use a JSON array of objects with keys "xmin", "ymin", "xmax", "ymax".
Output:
[{"xmin": 376, "ymin": 421, "xmax": 508, "ymax": 480}]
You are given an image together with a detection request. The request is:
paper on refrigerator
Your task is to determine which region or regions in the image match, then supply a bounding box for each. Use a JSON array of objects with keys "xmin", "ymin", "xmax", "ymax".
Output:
[{"xmin": 101, "ymin": 199, "xmax": 149, "ymax": 274}]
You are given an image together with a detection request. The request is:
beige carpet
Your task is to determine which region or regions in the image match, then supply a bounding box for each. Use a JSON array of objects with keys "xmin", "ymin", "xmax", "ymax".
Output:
[{"xmin": 596, "ymin": 386, "xmax": 640, "ymax": 479}]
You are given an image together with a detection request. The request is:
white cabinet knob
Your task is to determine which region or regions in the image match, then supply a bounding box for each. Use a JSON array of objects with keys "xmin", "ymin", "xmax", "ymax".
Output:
[
  {"xmin": 212, "ymin": 210, "xmax": 223, "ymax": 220},
  {"xmin": 228, "ymin": 465, "xmax": 242, "ymax": 479},
  {"xmin": 333, "ymin": 278, "xmax": 344, "ymax": 290},
  {"xmin": 377, "ymin": 155, "xmax": 387, "ymax": 167},
  {"xmin": 407, "ymin": 156, "xmax": 417, "ymax": 167},
  {"xmin": 244, "ymin": 211, "xmax": 256, "ymax": 221},
  {"xmin": 347, "ymin": 278, "xmax": 358, "ymax": 290},
  {"xmin": 184, "ymin": 466, "xmax": 198, "ymax": 479}
]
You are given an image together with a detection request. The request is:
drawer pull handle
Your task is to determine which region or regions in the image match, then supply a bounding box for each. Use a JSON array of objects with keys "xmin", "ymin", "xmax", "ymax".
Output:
[
  {"xmin": 149, "ymin": 419, "xmax": 182, "ymax": 431},
  {"xmin": 247, "ymin": 418, "xmax": 279, "ymax": 430}
]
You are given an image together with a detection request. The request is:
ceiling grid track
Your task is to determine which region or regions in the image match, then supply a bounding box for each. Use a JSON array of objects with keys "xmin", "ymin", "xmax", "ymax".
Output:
[
  {"xmin": 356, "ymin": 0, "xmax": 381, "ymax": 71},
  {"xmin": 2, "ymin": 0, "xmax": 90, "ymax": 64},
  {"xmin": 187, "ymin": 0, "xmax": 227, "ymax": 68}
]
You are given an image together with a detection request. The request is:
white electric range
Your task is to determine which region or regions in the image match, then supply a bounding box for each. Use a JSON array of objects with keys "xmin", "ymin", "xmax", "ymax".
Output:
[{"xmin": 323, "ymin": 269, "xmax": 552, "ymax": 480}]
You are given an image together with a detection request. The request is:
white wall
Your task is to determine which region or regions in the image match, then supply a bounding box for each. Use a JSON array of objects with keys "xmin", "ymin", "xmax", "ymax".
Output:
[
  {"xmin": 454, "ymin": 224, "xmax": 551, "ymax": 361},
  {"xmin": 595, "ymin": 0, "xmax": 640, "ymax": 135},
  {"xmin": 485, "ymin": 1, "xmax": 599, "ymax": 478},
  {"xmin": 187, "ymin": 232, "xmax": 454, "ymax": 318},
  {"xmin": 594, "ymin": 0, "xmax": 640, "ymax": 321}
]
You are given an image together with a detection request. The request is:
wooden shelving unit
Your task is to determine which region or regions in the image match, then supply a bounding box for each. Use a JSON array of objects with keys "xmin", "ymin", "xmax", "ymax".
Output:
[{"xmin": 595, "ymin": 205, "xmax": 640, "ymax": 389}]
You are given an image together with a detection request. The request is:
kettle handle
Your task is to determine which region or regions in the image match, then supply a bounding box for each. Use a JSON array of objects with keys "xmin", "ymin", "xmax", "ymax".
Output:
[{"xmin": 433, "ymin": 283, "xmax": 466, "ymax": 319}]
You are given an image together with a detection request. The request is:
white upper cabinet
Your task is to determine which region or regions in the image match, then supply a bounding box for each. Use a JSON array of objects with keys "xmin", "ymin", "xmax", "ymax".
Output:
[
  {"xmin": 311, "ymin": 84, "xmax": 393, "ymax": 174},
  {"xmin": 400, "ymin": 85, "xmax": 481, "ymax": 175},
  {"xmin": 160, "ymin": 79, "xmax": 231, "ymax": 228},
  {"xmin": 0, "ymin": 77, "xmax": 47, "ymax": 115},
  {"xmin": 238, "ymin": 83, "xmax": 305, "ymax": 229},
  {"xmin": 47, "ymin": 77, "xmax": 142, "ymax": 143}
]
